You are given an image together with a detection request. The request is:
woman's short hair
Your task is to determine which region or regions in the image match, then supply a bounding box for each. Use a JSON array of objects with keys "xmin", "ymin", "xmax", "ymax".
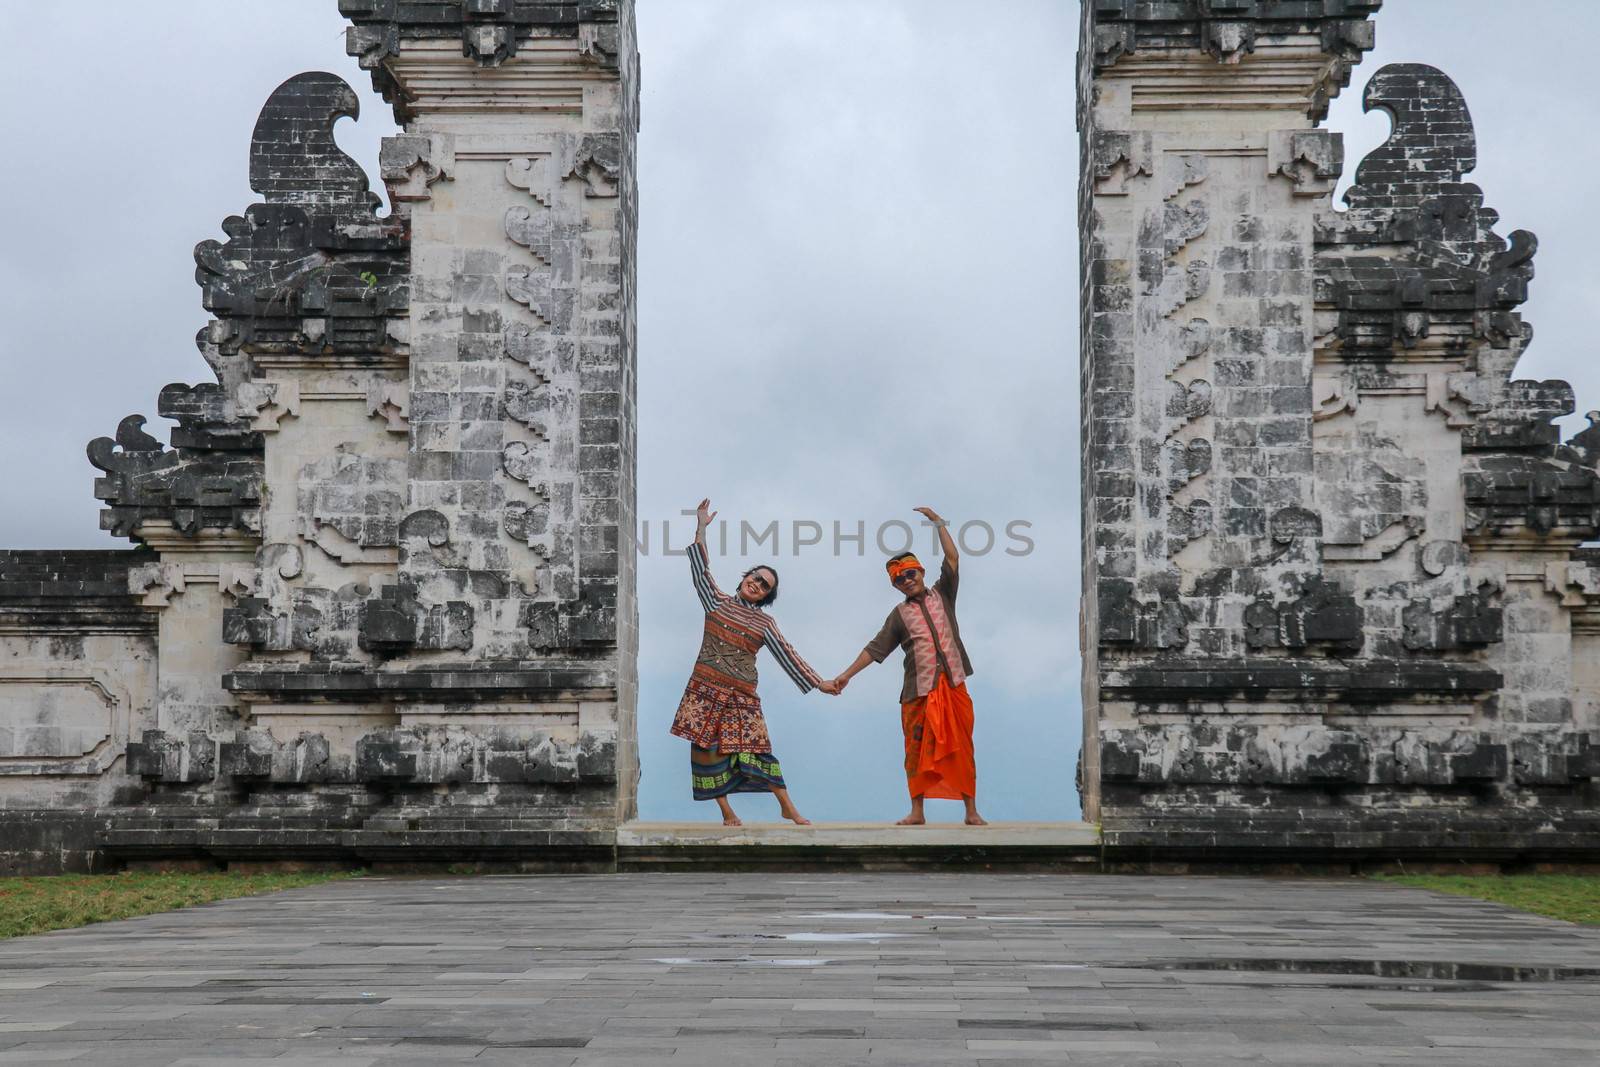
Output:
[{"xmin": 742, "ymin": 565, "xmax": 780, "ymax": 606}]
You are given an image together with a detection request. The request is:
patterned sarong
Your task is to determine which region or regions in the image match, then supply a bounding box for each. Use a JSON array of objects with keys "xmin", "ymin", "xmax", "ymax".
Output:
[
  {"xmin": 900, "ymin": 675, "xmax": 976, "ymax": 801},
  {"xmin": 691, "ymin": 746, "xmax": 786, "ymax": 800}
]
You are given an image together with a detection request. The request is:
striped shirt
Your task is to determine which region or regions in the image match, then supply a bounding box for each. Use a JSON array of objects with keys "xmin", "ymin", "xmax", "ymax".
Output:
[
  {"xmin": 862, "ymin": 555, "xmax": 975, "ymax": 703},
  {"xmin": 689, "ymin": 542, "xmax": 822, "ymax": 695}
]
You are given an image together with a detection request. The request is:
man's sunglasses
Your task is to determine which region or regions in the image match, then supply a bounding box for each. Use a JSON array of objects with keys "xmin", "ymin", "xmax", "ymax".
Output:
[{"xmin": 890, "ymin": 569, "xmax": 923, "ymax": 586}]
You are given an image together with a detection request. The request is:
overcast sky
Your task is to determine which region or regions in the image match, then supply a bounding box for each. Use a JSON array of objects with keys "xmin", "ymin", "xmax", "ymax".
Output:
[{"xmin": 3, "ymin": 2, "xmax": 1596, "ymax": 823}]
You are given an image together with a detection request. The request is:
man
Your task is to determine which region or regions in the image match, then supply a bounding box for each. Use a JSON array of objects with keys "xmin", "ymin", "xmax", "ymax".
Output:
[{"xmin": 832, "ymin": 507, "xmax": 986, "ymax": 826}]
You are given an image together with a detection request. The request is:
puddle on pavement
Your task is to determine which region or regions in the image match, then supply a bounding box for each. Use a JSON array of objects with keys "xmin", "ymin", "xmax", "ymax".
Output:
[
  {"xmin": 695, "ymin": 931, "xmax": 913, "ymax": 944},
  {"xmin": 795, "ymin": 912, "xmax": 1066, "ymax": 923},
  {"xmin": 648, "ymin": 957, "xmax": 836, "ymax": 967},
  {"xmin": 1110, "ymin": 958, "xmax": 1600, "ymax": 983}
]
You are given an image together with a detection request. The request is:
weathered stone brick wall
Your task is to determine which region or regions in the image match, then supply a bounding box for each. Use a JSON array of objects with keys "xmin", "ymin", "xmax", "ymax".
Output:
[
  {"xmin": 0, "ymin": 0, "xmax": 638, "ymax": 871},
  {"xmin": 1081, "ymin": 0, "xmax": 1600, "ymax": 859},
  {"xmin": 0, "ymin": 552, "xmax": 156, "ymax": 871}
]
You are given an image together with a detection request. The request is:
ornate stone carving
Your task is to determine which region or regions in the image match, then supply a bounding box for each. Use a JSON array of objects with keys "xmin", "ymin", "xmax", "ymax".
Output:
[
  {"xmin": 158, "ymin": 383, "xmax": 258, "ymax": 450},
  {"xmin": 1268, "ymin": 130, "xmax": 1343, "ymax": 197},
  {"xmin": 366, "ymin": 381, "xmax": 410, "ymax": 432},
  {"xmin": 521, "ymin": 587, "xmax": 616, "ymax": 650},
  {"xmin": 501, "ymin": 441, "xmax": 551, "ymax": 497},
  {"xmin": 1319, "ymin": 65, "xmax": 1537, "ymax": 360},
  {"xmin": 1464, "ymin": 459, "xmax": 1600, "ymax": 538},
  {"xmin": 217, "ymin": 564, "xmax": 257, "ymax": 601},
  {"xmin": 236, "ymin": 381, "xmax": 301, "ymax": 432},
  {"xmin": 506, "ymin": 157, "xmax": 552, "ymax": 207},
  {"xmin": 1402, "ymin": 583, "xmax": 1503, "ymax": 652},
  {"xmin": 505, "ymin": 205, "xmax": 553, "ymax": 266},
  {"xmin": 1164, "ymin": 438, "xmax": 1212, "ymax": 493},
  {"xmin": 222, "ymin": 596, "xmax": 308, "ymax": 652},
  {"xmin": 193, "ymin": 74, "xmax": 406, "ymax": 360},
  {"xmin": 1091, "ymin": 131, "xmax": 1154, "ymax": 196},
  {"xmin": 505, "ymin": 267, "xmax": 554, "ymax": 325},
  {"xmin": 1089, "ymin": 0, "xmax": 1380, "ymax": 118},
  {"xmin": 1244, "ymin": 578, "xmax": 1363, "ymax": 652},
  {"xmin": 1546, "ymin": 562, "xmax": 1600, "ymax": 608},
  {"xmin": 1096, "ymin": 580, "xmax": 1190, "ymax": 651},
  {"xmin": 1163, "ymin": 379, "xmax": 1211, "ymax": 438},
  {"xmin": 357, "ymin": 583, "xmax": 474, "ymax": 653},
  {"xmin": 341, "ymin": 0, "xmax": 625, "ymax": 119},
  {"xmin": 1314, "ymin": 427, "xmax": 1426, "ymax": 561},
  {"xmin": 1311, "ymin": 375, "xmax": 1357, "ymax": 421},
  {"xmin": 296, "ymin": 448, "xmax": 405, "ymax": 565},
  {"xmin": 88, "ymin": 416, "xmax": 261, "ymax": 539},
  {"xmin": 502, "ymin": 379, "xmax": 550, "ymax": 439},
  {"xmin": 126, "ymin": 731, "xmax": 216, "ymax": 784},
  {"xmin": 566, "ymin": 138, "xmax": 621, "ymax": 198},
  {"xmin": 1419, "ymin": 540, "xmax": 1470, "ymax": 578},
  {"xmin": 380, "ymin": 132, "xmax": 454, "ymax": 204},
  {"xmin": 127, "ymin": 563, "xmax": 187, "ymax": 609}
]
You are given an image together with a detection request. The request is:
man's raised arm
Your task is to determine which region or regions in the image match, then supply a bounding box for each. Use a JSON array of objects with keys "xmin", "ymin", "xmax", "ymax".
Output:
[{"xmin": 916, "ymin": 506, "xmax": 957, "ymax": 572}]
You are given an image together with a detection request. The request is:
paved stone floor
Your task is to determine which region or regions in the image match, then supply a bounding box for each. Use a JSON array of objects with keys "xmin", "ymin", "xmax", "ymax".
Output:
[{"xmin": 2, "ymin": 874, "xmax": 1599, "ymax": 1065}]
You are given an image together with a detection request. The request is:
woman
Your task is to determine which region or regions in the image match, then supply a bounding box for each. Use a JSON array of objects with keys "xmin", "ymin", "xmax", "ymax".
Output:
[{"xmin": 670, "ymin": 499, "xmax": 839, "ymax": 826}]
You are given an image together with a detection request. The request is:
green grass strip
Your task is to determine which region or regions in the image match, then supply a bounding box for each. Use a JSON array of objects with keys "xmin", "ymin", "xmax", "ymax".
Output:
[
  {"xmin": 1374, "ymin": 874, "xmax": 1600, "ymax": 925},
  {"xmin": 0, "ymin": 871, "xmax": 358, "ymax": 940}
]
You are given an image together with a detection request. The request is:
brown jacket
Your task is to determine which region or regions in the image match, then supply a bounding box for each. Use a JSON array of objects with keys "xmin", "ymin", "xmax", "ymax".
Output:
[{"xmin": 862, "ymin": 556, "xmax": 975, "ymax": 704}]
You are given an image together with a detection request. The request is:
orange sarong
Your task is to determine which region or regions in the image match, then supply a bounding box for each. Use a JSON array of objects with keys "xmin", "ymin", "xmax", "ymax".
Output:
[{"xmin": 900, "ymin": 675, "xmax": 976, "ymax": 800}]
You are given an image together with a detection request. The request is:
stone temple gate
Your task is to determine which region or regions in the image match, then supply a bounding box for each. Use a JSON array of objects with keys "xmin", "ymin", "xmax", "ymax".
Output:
[
  {"xmin": 1080, "ymin": 1, "xmax": 1600, "ymax": 860},
  {"xmin": 1, "ymin": 1, "xmax": 1597, "ymax": 872},
  {"xmin": 2, "ymin": 0, "xmax": 640, "ymax": 872}
]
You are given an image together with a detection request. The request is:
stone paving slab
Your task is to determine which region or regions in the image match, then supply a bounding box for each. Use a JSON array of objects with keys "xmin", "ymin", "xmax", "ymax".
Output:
[{"xmin": 0, "ymin": 874, "xmax": 1598, "ymax": 1064}]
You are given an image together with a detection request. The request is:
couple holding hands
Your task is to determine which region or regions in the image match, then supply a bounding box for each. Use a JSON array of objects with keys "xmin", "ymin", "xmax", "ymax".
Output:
[{"xmin": 670, "ymin": 500, "xmax": 985, "ymax": 827}]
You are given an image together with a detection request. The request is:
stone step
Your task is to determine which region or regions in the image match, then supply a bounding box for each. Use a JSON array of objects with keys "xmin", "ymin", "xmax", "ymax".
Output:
[
  {"xmin": 618, "ymin": 820, "xmax": 1098, "ymax": 847},
  {"xmin": 615, "ymin": 821, "xmax": 1101, "ymax": 871},
  {"xmin": 96, "ymin": 819, "xmax": 1102, "ymax": 871}
]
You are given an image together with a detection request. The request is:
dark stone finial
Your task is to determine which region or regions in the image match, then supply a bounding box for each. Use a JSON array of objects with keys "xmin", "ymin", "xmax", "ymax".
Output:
[
  {"xmin": 87, "ymin": 416, "xmax": 165, "ymax": 476},
  {"xmin": 1321, "ymin": 62, "xmax": 1548, "ymax": 365},
  {"xmin": 190, "ymin": 72, "xmax": 406, "ymax": 360},
  {"xmin": 1346, "ymin": 64, "xmax": 1477, "ymax": 210},
  {"xmin": 249, "ymin": 72, "xmax": 378, "ymax": 211},
  {"xmin": 113, "ymin": 415, "xmax": 163, "ymax": 454}
]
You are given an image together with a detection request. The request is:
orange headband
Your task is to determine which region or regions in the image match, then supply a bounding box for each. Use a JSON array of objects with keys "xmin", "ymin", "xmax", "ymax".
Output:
[{"xmin": 886, "ymin": 556, "xmax": 923, "ymax": 581}]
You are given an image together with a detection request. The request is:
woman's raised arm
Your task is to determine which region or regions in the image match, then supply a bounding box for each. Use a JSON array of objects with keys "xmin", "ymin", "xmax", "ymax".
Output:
[{"xmin": 688, "ymin": 498, "xmax": 723, "ymax": 612}]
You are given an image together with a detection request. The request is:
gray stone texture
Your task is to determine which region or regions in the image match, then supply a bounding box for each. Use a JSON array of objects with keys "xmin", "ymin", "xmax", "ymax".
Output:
[
  {"xmin": 1080, "ymin": 0, "xmax": 1600, "ymax": 856},
  {"xmin": 1, "ymin": 873, "xmax": 1598, "ymax": 1065},
  {"xmin": 0, "ymin": 1, "xmax": 638, "ymax": 872}
]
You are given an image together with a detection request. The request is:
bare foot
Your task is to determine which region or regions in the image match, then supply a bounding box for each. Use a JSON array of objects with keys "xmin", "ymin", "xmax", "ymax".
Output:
[
  {"xmin": 722, "ymin": 813, "xmax": 743, "ymax": 827},
  {"xmin": 964, "ymin": 813, "xmax": 988, "ymax": 826},
  {"xmin": 896, "ymin": 813, "xmax": 926, "ymax": 825},
  {"xmin": 781, "ymin": 809, "xmax": 812, "ymax": 826}
]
